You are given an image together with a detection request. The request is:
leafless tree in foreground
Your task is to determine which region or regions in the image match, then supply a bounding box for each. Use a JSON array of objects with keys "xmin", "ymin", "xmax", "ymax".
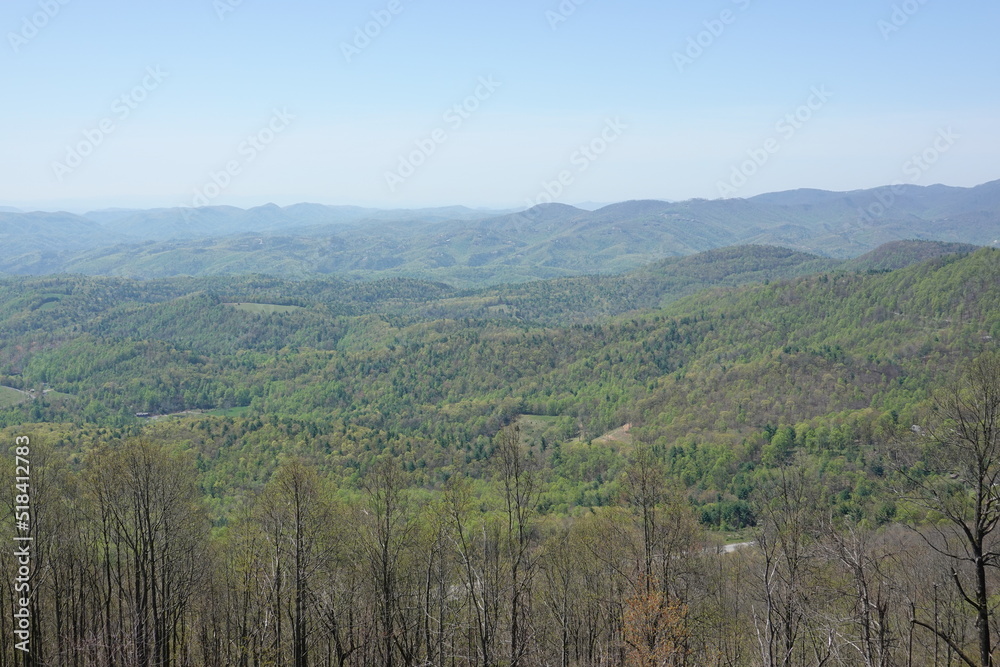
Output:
[{"xmin": 896, "ymin": 351, "xmax": 1000, "ymax": 666}]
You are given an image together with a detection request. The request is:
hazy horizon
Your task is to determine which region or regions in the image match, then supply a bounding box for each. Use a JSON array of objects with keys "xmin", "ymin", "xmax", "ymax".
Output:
[{"xmin": 4, "ymin": 176, "xmax": 998, "ymax": 216}]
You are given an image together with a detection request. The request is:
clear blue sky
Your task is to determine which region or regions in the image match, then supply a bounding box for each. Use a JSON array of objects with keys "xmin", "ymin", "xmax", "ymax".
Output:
[{"xmin": 2, "ymin": 0, "xmax": 997, "ymax": 211}]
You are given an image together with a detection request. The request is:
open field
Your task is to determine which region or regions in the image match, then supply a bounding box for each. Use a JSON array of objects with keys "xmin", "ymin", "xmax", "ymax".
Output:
[
  {"xmin": 0, "ymin": 386, "xmax": 29, "ymax": 408},
  {"xmin": 224, "ymin": 303, "xmax": 304, "ymax": 315}
]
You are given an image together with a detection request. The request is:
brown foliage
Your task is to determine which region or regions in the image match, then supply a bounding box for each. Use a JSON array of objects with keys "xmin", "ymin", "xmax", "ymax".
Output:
[{"xmin": 623, "ymin": 576, "xmax": 689, "ymax": 667}]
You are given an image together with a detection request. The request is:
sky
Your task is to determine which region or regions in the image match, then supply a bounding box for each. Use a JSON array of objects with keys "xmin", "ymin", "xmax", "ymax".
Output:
[{"xmin": 1, "ymin": 0, "xmax": 998, "ymax": 212}]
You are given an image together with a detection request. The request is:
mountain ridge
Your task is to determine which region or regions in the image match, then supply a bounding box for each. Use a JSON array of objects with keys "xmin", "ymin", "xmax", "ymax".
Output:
[{"xmin": 1, "ymin": 180, "xmax": 997, "ymax": 285}]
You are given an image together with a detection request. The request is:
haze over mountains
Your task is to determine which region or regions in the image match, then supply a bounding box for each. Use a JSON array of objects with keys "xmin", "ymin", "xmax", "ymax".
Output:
[{"xmin": 2, "ymin": 179, "xmax": 998, "ymax": 285}]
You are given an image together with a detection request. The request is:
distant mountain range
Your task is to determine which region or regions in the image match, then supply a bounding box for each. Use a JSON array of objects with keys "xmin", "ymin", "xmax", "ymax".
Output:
[{"xmin": 2, "ymin": 180, "xmax": 998, "ymax": 285}]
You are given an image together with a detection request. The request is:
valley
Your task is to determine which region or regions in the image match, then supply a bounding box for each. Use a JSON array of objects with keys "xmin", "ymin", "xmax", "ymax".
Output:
[{"xmin": 1, "ymin": 235, "xmax": 997, "ymax": 665}]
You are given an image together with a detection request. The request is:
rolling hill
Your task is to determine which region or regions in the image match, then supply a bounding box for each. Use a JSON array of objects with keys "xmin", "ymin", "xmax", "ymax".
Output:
[{"xmin": 0, "ymin": 180, "xmax": 998, "ymax": 284}]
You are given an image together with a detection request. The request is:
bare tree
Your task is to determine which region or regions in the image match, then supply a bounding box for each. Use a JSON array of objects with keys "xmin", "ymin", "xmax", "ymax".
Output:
[
  {"xmin": 611, "ymin": 445, "xmax": 700, "ymax": 665},
  {"xmin": 825, "ymin": 519, "xmax": 899, "ymax": 667},
  {"xmin": 444, "ymin": 473, "xmax": 502, "ymax": 666},
  {"xmin": 359, "ymin": 457, "xmax": 416, "ymax": 667},
  {"xmin": 750, "ymin": 460, "xmax": 831, "ymax": 667},
  {"xmin": 257, "ymin": 461, "xmax": 333, "ymax": 666},
  {"xmin": 896, "ymin": 351, "xmax": 1000, "ymax": 666},
  {"xmin": 493, "ymin": 423, "xmax": 539, "ymax": 667},
  {"xmin": 86, "ymin": 439, "xmax": 210, "ymax": 667}
]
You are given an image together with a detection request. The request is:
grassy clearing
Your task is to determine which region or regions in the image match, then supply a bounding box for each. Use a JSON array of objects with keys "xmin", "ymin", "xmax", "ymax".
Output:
[
  {"xmin": 206, "ymin": 406, "xmax": 251, "ymax": 417},
  {"xmin": 224, "ymin": 303, "xmax": 304, "ymax": 315},
  {"xmin": 518, "ymin": 415, "xmax": 635, "ymax": 450},
  {"xmin": 590, "ymin": 423, "xmax": 634, "ymax": 446},
  {"xmin": 519, "ymin": 414, "xmax": 562, "ymax": 428},
  {"xmin": 0, "ymin": 386, "xmax": 30, "ymax": 408},
  {"xmin": 517, "ymin": 414, "xmax": 563, "ymax": 437},
  {"xmin": 516, "ymin": 414, "xmax": 576, "ymax": 452}
]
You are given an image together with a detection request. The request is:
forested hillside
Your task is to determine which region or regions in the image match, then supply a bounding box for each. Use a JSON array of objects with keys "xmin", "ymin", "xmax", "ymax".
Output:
[
  {"xmin": 1, "ymin": 244, "xmax": 999, "ymax": 665},
  {"xmin": 3, "ymin": 180, "xmax": 999, "ymax": 284}
]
